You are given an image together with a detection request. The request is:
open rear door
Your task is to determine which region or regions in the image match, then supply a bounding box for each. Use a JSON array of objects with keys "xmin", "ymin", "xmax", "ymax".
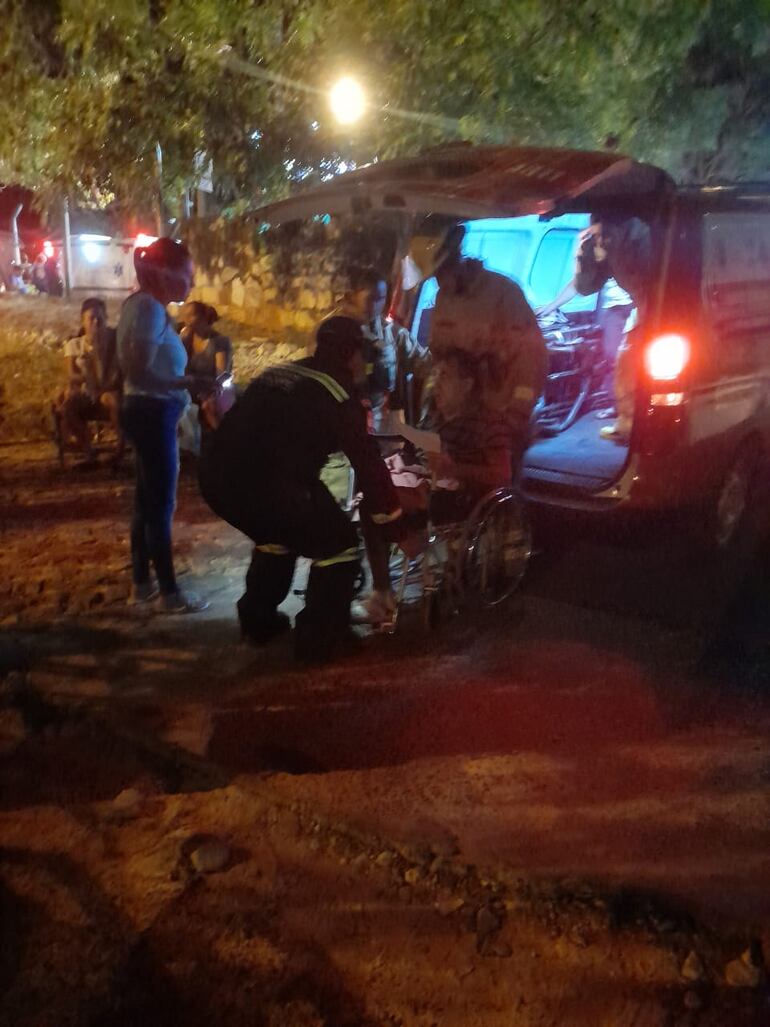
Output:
[{"xmin": 252, "ymin": 145, "xmax": 673, "ymax": 226}]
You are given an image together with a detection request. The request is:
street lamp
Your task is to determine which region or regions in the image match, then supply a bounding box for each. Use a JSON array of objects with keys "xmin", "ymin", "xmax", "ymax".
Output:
[{"xmin": 329, "ymin": 76, "xmax": 366, "ymax": 125}]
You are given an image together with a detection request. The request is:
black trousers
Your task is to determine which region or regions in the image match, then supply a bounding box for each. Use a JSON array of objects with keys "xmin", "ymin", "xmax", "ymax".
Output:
[{"xmin": 200, "ymin": 457, "xmax": 359, "ymax": 655}]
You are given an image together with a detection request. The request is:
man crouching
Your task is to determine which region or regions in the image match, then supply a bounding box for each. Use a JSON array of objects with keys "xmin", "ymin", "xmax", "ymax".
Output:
[{"xmin": 199, "ymin": 316, "xmax": 407, "ymax": 664}]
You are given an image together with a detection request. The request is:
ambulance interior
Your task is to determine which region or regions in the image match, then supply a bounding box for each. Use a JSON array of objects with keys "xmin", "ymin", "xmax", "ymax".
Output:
[{"xmin": 408, "ymin": 213, "xmax": 636, "ymax": 492}]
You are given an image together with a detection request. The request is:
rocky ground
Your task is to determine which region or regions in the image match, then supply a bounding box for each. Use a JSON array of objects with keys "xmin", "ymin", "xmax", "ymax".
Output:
[
  {"xmin": 1, "ymin": 295, "xmax": 770, "ymax": 1025},
  {"xmin": 2, "ymin": 441, "xmax": 769, "ymax": 1026}
]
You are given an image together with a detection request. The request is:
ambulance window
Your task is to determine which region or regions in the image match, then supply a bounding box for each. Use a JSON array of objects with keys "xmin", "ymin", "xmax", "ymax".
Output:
[
  {"xmin": 411, "ymin": 276, "xmax": 439, "ymax": 348},
  {"xmin": 528, "ymin": 228, "xmax": 578, "ymax": 305},
  {"xmin": 475, "ymin": 230, "xmax": 531, "ymax": 283}
]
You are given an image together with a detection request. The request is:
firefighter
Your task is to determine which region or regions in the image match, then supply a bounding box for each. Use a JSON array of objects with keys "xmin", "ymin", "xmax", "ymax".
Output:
[
  {"xmin": 428, "ymin": 224, "xmax": 547, "ymax": 472},
  {"xmin": 198, "ymin": 316, "xmax": 406, "ymax": 664}
]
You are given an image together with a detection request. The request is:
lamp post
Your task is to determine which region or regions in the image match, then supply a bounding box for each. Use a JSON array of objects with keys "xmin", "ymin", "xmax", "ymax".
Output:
[
  {"xmin": 62, "ymin": 197, "xmax": 72, "ymax": 299},
  {"xmin": 10, "ymin": 203, "xmax": 23, "ymax": 266}
]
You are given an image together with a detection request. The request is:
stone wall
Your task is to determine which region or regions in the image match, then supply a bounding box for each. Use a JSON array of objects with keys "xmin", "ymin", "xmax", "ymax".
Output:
[
  {"xmin": 0, "ymin": 215, "xmax": 400, "ymax": 444},
  {"xmin": 184, "ymin": 214, "xmax": 400, "ymax": 347}
]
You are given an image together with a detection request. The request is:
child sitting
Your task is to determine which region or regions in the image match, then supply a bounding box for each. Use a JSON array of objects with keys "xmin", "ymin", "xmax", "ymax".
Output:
[{"xmin": 355, "ymin": 349, "xmax": 513, "ymax": 625}]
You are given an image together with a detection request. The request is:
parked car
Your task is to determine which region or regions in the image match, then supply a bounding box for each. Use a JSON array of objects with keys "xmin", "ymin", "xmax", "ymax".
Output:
[{"xmin": 254, "ymin": 146, "xmax": 770, "ymax": 552}]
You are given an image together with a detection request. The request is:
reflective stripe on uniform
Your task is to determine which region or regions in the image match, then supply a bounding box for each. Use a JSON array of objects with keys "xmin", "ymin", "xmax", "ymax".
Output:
[
  {"xmin": 371, "ymin": 507, "xmax": 403, "ymax": 525},
  {"xmin": 290, "ymin": 364, "xmax": 349, "ymax": 402},
  {"xmin": 312, "ymin": 546, "xmax": 359, "ymax": 568},
  {"xmin": 255, "ymin": 543, "xmax": 290, "ymax": 555}
]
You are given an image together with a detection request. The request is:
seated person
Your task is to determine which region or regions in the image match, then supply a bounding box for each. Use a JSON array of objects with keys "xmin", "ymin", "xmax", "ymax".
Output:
[
  {"xmin": 181, "ymin": 302, "xmax": 232, "ymax": 385},
  {"xmin": 59, "ymin": 297, "xmax": 122, "ymax": 462},
  {"xmin": 357, "ymin": 349, "xmax": 513, "ymax": 625},
  {"xmin": 178, "ymin": 302, "xmax": 233, "ymax": 448}
]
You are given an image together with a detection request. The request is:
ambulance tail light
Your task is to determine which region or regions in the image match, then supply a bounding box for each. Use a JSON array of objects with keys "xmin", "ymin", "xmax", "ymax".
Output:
[{"xmin": 644, "ymin": 333, "xmax": 690, "ymax": 382}]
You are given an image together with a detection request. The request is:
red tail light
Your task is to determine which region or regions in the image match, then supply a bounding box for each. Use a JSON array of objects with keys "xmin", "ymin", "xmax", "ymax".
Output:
[{"xmin": 644, "ymin": 333, "xmax": 690, "ymax": 381}]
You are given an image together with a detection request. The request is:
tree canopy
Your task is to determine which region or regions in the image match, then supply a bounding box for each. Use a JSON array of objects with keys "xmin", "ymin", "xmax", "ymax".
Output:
[{"xmin": 1, "ymin": 0, "xmax": 768, "ymax": 218}]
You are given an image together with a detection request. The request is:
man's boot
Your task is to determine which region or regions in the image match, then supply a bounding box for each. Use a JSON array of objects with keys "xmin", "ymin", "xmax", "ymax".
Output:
[
  {"xmin": 238, "ymin": 547, "xmax": 295, "ymax": 644},
  {"xmin": 294, "ymin": 558, "xmax": 359, "ymax": 665}
]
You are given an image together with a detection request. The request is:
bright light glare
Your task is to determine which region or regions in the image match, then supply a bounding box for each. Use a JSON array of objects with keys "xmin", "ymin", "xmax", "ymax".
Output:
[
  {"xmin": 644, "ymin": 333, "xmax": 690, "ymax": 381},
  {"xmin": 43, "ymin": 240, "xmax": 54, "ymax": 258},
  {"xmin": 650, "ymin": 393, "xmax": 685, "ymax": 407},
  {"xmin": 330, "ymin": 77, "xmax": 366, "ymax": 125},
  {"xmin": 135, "ymin": 233, "xmax": 158, "ymax": 248},
  {"xmin": 82, "ymin": 242, "xmax": 102, "ymax": 264}
]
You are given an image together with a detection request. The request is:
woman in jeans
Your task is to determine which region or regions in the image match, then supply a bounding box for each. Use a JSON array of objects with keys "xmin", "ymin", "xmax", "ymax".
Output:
[{"xmin": 118, "ymin": 237, "xmax": 210, "ymax": 612}]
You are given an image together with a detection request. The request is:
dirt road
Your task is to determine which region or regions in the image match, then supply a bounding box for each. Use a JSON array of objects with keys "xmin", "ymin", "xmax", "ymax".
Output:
[{"xmin": 1, "ymin": 443, "xmax": 769, "ymax": 1024}]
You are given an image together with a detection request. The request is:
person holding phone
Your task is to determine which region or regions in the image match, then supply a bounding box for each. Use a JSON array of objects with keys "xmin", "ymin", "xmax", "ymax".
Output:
[{"xmin": 537, "ymin": 215, "xmax": 650, "ymax": 441}]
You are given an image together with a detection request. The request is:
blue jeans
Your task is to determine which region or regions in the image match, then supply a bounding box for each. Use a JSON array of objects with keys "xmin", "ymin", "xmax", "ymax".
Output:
[{"xmin": 120, "ymin": 395, "xmax": 184, "ymax": 595}]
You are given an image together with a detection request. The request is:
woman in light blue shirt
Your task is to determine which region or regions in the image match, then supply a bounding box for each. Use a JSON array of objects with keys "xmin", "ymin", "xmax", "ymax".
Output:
[{"xmin": 118, "ymin": 237, "xmax": 212, "ymax": 612}]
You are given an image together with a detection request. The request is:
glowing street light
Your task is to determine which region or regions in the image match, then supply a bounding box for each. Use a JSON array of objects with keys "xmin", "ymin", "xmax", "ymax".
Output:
[{"xmin": 329, "ymin": 76, "xmax": 366, "ymax": 125}]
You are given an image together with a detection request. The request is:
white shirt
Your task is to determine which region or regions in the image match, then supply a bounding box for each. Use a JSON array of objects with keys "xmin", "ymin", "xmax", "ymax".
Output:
[
  {"xmin": 602, "ymin": 277, "xmax": 633, "ymax": 309},
  {"xmin": 64, "ymin": 332, "xmax": 119, "ymax": 395}
]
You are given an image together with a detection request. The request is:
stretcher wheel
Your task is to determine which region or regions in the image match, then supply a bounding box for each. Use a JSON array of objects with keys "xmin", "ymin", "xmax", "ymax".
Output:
[{"xmin": 461, "ymin": 490, "xmax": 532, "ymax": 607}]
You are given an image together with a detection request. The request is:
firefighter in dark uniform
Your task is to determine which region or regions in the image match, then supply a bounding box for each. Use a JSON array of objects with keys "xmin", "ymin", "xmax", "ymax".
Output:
[{"xmin": 199, "ymin": 316, "xmax": 405, "ymax": 663}]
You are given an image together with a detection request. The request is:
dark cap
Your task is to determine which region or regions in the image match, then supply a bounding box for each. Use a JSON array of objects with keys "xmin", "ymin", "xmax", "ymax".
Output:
[
  {"xmin": 134, "ymin": 236, "xmax": 191, "ymax": 273},
  {"xmin": 315, "ymin": 315, "xmax": 364, "ymax": 363}
]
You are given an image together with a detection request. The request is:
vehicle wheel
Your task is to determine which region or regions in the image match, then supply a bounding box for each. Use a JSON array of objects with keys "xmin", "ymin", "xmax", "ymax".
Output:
[{"xmin": 700, "ymin": 444, "xmax": 762, "ymax": 553}]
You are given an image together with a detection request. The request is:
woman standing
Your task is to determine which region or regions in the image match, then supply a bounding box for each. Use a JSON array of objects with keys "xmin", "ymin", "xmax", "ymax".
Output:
[{"xmin": 118, "ymin": 237, "xmax": 210, "ymax": 612}]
